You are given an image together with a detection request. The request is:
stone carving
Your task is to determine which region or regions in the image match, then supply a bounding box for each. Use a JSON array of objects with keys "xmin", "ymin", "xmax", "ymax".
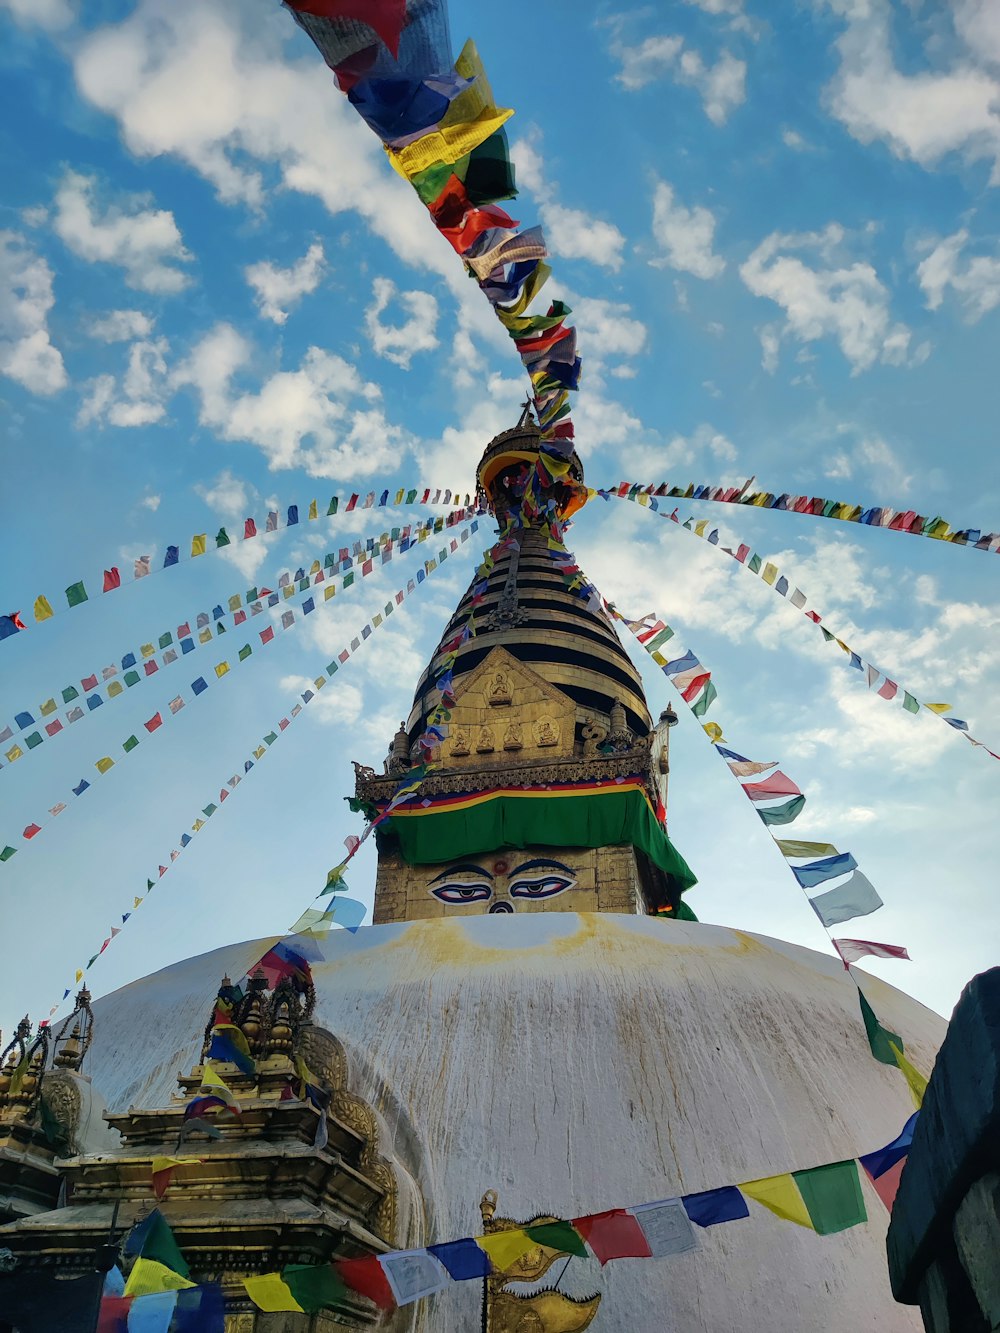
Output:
[
  {"xmin": 480, "ymin": 1191, "xmax": 601, "ymax": 1333},
  {"xmin": 503, "ymin": 721, "xmax": 523, "ymax": 751},
  {"xmin": 38, "ymin": 1074, "xmax": 81, "ymax": 1157},
  {"xmin": 477, "ymin": 725, "xmax": 496, "ymax": 753},
  {"xmin": 606, "ymin": 700, "xmax": 634, "ymax": 754},
  {"xmin": 581, "ymin": 718, "xmax": 608, "ymax": 758},
  {"xmin": 489, "ymin": 671, "xmax": 513, "ymax": 706},
  {"xmin": 451, "ymin": 728, "xmax": 471, "ymax": 757},
  {"xmin": 297, "ymin": 1024, "xmax": 347, "ymax": 1092},
  {"xmin": 534, "ymin": 717, "xmax": 559, "ymax": 748}
]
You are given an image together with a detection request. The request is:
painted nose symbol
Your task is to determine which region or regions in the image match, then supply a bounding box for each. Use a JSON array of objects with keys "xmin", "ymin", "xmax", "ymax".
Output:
[{"xmin": 489, "ymin": 901, "xmax": 514, "ymax": 914}]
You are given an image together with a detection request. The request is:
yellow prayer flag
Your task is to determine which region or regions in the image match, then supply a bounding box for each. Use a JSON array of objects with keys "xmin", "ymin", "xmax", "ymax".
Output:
[
  {"xmin": 39, "ymin": 698, "xmax": 56, "ymax": 716},
  {"xmin": 387, "ymin": 105, "xmax": 514, "ymax": 180},
  {"xmin": 107, "ymin": 681, "xmax": 123, "ymax": 698},
  {"xmin": 75, "ymin": 969, "xmax": 83, "ymax": 982},
  {"xmin": 283, "ymin": 585, "xmax": 294, "ymax": 599},
  {"xmin": 308, "ymin": 499, "xmax": 318, "ymax": 520},
  {"xmin": 228, "ymin": 594, "xmax": 241, "ymax": 612},
  {"xmin": 192, "ymin": 819, "xmax": 205, "ymax": 832},
  {"xmin": 740, "ymin": 1174, "xmax": 813, "ymax": 1228},
  {"xmin": 244, "ymin": 1273, "xmax": 304, "ymax": 1314},
  {"xmin": 151, "ymin": 1154, "xmax": 200, "ymax": 1175},
  {"xmin": 924, "ymin": 702, "xmax": 952, "ymax": 714},
  {"xmin": 200, "ymin": 1064, "xmax": 237, "ymax": 1104},
  {"xmin": 134, "ymin": 897, "xmax": 143, "ymax": 908},
  {"xmin": 650, "ymin": 651, "xmax": 668, "ymax": 666},
  {"xmin": 693, "ymin": 518, "xmax": 708, "ymax": 536},
  {"xmin": 474, "ymin": 1228, "xmax": 537, "ymax": 1271},
  {"xmin": 215, "ymin": 661, "xmax": 229, "ymax": 679},
  {"xmin": 124, "ymin": 1258, "xmax": 196, "ymax": 1298},
  {"xmin": 637, "ymin": 493, "xmax": 650, "ymax": 507},
  {"xmin": 5, "ymin": 745, "xmax": 23, "ymax": 762},
  {"xmin": 889, "ymin": 1042, "xmax": 928, "ymax": 1109},
  {"xmin": 310, "ymin": 560, "xmax": 321, "ymax": 574},
  {"xmin": 442, "ymin": 38, "xmax": 493, "ymax": 127},
  {"xmin": 702, "ymin": 722, "xmax": 724, "ymax": 743},
  {"xmin": 96, "ymin": 757, "xmax": 114, "ymax": 774},
  {"xmin": 774, "ymin": 839, "xmax": 839, "ymax": 859},
  {"xmin": 324, "ymin": 585, "xmax": 336, "ymax": 601},
  {"xmin": 191, "ymin": 534, "xmax": 206, "ymax": 557},
  {"xmin": 141, "ymin": 643, "xmax": 155, "ymax": 659},
  {"xmin": 253, "ymin": 747, "xmax": 265, "ymax": 760},
  {"xmin": 314, "ymin": 677, "xmax": 326, "ymax": 691},
  {"xmin": 34, "ymin": 595, "xmax": 54, "ymax": 622},
  {"xmin": 835, "ymin": 639, "xmax": 851, "ymax": 655},
  {"xmin": 761, "ymin": 562, "xmax": 778, "ymax": 586}
]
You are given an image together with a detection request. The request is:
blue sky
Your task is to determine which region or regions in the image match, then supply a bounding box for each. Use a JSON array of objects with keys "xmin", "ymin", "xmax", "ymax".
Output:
[{"xmin": 1, "ymin": 0, "xmax": 998, "ymax": 1034}]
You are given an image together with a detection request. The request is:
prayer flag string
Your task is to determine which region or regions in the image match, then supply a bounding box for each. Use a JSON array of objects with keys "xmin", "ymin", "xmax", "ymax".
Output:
[
  {"xmin": 284, "ymin": 7, "xmax": 587, "ymax": 515},
  {"xmin": 1, "ymin": 507, "xmax": 479, "ymax": 769},
  {"xmin": 0, "ymin": 486, "xmax": 475, "ymax": 645},
  {"xmin": 567, "ymin": 548, "xmax": 925, "ymax": 1107},
  {"xmin": 619, "ymin": 496, "xmax": 999, "ymax": 764},
  {"xmin": 240, "ymin": 1112, "xmax": 916, "ymax": 1314},
  {"xmin": 29, "ymin": 522, "xmax": 481, "ymax": 1024},
  {"xmin": 597, "ymin": 480, "xmax": 1000, "ymax": 557}
]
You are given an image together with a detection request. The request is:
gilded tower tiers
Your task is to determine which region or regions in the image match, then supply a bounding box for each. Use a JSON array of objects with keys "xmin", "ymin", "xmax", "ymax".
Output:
[{"xmin": 354, "ymin": 419, "xmax": 696, "ymax": 927}]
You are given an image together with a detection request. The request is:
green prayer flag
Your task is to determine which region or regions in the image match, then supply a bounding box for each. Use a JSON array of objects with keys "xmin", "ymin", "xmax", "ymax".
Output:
[
  {"xmin": 142, "ymin": 1211, "xmax": 190, "ymax": 1277},
  {"xmin": 792, "ymin": 1160, "xmax": 867, "ymax": 1235},
  {"xmin": 282, "ymin": 1263, "xmax": 348, "ymax": 1314},
  {"xmin": 239, "ymin": 645, "xmax": 252, "ymax": 661},
  {"xmin": 646, "ymin": 626, "xmax": 675, "ymax": 651},
  {"xmin": 757, "ymin": 795, "xmax": 806, "ymax": 826},
  {"xmin": 147, "ymin": 879, "xmax": 154, "ymax": 890},
  {"xmin": 343, "ymin": 572, "xmax": 354, "ymax": 588},
  {"xmin": 406, "ymin": 489, "xmax": 418, "ymax": 504},
  {"xmin": 216, "ymin": 622, "xmax": 226, "ymax": 635},
  {"xmin": 902, "ymin": 692, "xmax": 920, "ymax": 714},
  {"xmin": 327, "ymin": 496, "xmax": 339, "ymax": 515},
  {"xmin": 25, "ymin": 732, "xmax": 43, "ymax": 750},
  {"xmin": 524, "ymin": 1221, "xmax": 588, "ymax": 1257},
  {"xmin": 264, "ymin": 732, "xmax": 277, "ymax": 746},
  {"xmin": 858, "ymin": 990, "xmax": 903, "ymax": 1066},
  {"xmin": 65, "ymin": 581, "xmax": 88, "ymax": 608},
  {"xmin": 820, "ymin": 627, "xmax": 835, "ymax": 642},
  {"xmin": 159, "ymin": 632, "xmax": 172, "ymax": 649},
  {"xmin": 747, "ymin": 554, "xmax": 762, "ymax": 574},
  {"xmin": 124, "ymin": 671, "xmax": 140, "ymax": 687},
  {"xmin": 123, "ymin": 736, "xmax": 139, "ymax": 753},
  {"xmin": 245, "ymin": 587, "xmax": 258, "ymax": 602},
  {"xmin": 0, "ymin": 846, "xmax": 17, "ymax": 862},
  {"xmin": 203, "ymin": 803, "xmax": 217, "ymax": 817},
  {"xmin": 215, "ymin": 527, "xmax": 230, "ymax": 548},
  {"xmin": 326, "ymin": 662, "xmax": 339, "ymax": 676},
  {"xmin": 690, "ymin": 680, "xmax": 718, "ymax": 718},
  {"xmin": 62, "ymin": 686, "xmax": 79, "ymax": 704},
  {"xmin": 87, "ymin": 954, "xmax": 99, "ymax": 968}
]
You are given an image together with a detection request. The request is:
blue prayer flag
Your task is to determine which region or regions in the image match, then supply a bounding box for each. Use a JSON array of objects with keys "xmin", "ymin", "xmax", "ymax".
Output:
[
  {"xmin": 302, "ymin": 597, "xmax": 315, "ymax": 614},
  {"xmin": 429, "ymin": 1237, "xmax": 492, "ymax": 1279},
  {"xmin": 793, "ymin": 852, "xmax": 858, "ymax": 890},
  {"xmin": 87, "ymin": 695, "xmax": 103, "ymax": 711},
  {"xmin": 72, "ymin": 779, "xmax": 90, "ymax": 796},
  {"xmin": 121, "ymin": 652, "xmax": 137, "ymax": 669},
  {"xmin": 682, "ymin": 1186, "xmax": 750, "ymax": 1228},
  {"xmin": 180, "ymin": 834, "xmax": 191, "ymax": 847},
  {"xmin": 180, "ymin": 638, "xmax": 194, "ymax": 654},
  {"xmin": 663, "ymin": 650, "xmax": 699, "ymax": 676},
  {"xmin": 0, "ymin": 616, "xmax": 20, "ymax": 640},
  {"xmin": 330, "ymin": 897, "xmax": 367, "ymax": 933},
  {"xmin": 164, "ymin": 546, "xmax": 179, "ymax": 567},
  {"xmin": 14, "ymin": 711, "xmax": 34, "ymax": 729},
  {"xmin": 858, "ymin": 1113, "xmax": 918, "ymax": 1180},
  {"xmin": 287, "ymin": 504, "xmax": 299, "ymax": 525},
  {"xmin": 173, "ymin": 1284, "xmax": 225, "ymax": 1331},
  {"xmin": 212, "ymin": 605, "xmax": 223, "ymax": 620},
  {"xmin": 191, "ymin": 677, "xmax": 208, "ymax": 696}
]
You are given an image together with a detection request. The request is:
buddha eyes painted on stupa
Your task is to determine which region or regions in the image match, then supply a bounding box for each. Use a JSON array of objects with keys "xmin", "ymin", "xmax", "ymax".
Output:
[{"xmin": 428, "ymin": 858, "xmax": 577, "ymax": 912}]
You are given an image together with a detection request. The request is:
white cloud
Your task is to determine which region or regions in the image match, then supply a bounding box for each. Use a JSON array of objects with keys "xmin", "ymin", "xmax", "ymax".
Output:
[
  {"xmin": 740, "ymin": 223, "xmax": 919, "ymax": 373},
  {"xmin": 510, "ymin": 136, "xmax": 626, "ymax": 271},
  {"xmin": 76, "ymin": 336, "xmax": 170, "ymax": 427},
  {"xmin": 173, "ymin": 321, "xmax": 410, "ymax": 478},
  {"xmin": 650, "ymin": 180, "xmax": 725, "ymax": 279},
  {"xmin": 0, "ymin": 231, "xmax": 67, "ymax": 395},
  {"xmin": 53, "ymin": 170, "xmax": 192, "ymax": 293},
  {"xmin": 781, "ymin": 128, "xmax": 809, "ymax": 151},
  {"xmin": 0, "ymin": 0, "xmax": 71, "ymax": 30},
  {"xmin": 569, "ymin": 295, "xmax": 647, "ymax": 361},
  {"xmin": 140, "ymin": 493, "xmax": 161, "ymax": 511},
  {"xmin": 916, "ymin": 229, "xmax": 1000, "ymax": 321},
  {"xmin": 364, "ymin": 276, "xmax": 439, "ymax": 368},
  {"xmin": 608, "ymin": 28, "xmax": 746, "ymax": 123},
  {"xmin": 245, "ymin": 241, "xmax": 325, "ymax": 325},
  {"xmin": 88, "ymin": 309, "xmax": 155, "ymax": 342},
  {"xmin": 823, "ymin": 0, "xmax": 1000, "ymax": 183},
  {"xmin": 620, "ymin": 420, "xmax": 738, "ymax": 477},
  {"xmin": 423, "ymin": 373, "xmax": 526, "ymax": 480},
  {"xmin": 195, "ymin": 469, "xmax": 267, "ymax": 577}
]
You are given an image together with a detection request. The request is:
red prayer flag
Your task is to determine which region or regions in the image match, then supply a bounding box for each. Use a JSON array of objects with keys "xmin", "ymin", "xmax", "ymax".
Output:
[
  {"xmin": 833, "ymin": 938, "xmax": 911, "ymax": 966},
  {"xmin": 513, "ymin": 322, "xmax": 567, "ymax": 354},
  {"xmin": 742, "ymin": 771, "xmax": 802, "ymax": 800},
  {"xmin": 23, "ymin": 823, "xmax": 41, "ymax": 839},
  {"xmin": 346, "ymin": 493, "xmax": 359, "ymax": 512},
  {"xmin": 877, "ymin": 678, "xmax": 898, "ymax": 700},
  {"xmin": 97, "ymin": 1295, "xmax": 132, "ymax": 1333},
  {"xmin": 806, "ymin": 610, "xmax": 822, "ymax": 623},
  {"xmin": 259, "ymin": 626, "xmax": 274, "ymax": 644},
  {"xmin": 636, "ymin": 619, "xmax": 667, "ymax": 644},
  {"xmin": 335, "ymin": 1256, "xmax": 395, "ymax": 1310},
  {"xmin": 45, "ymin": 719, "xmax": 63, "ymax": 736},
  {"xmin": 144, "ymin": 661, "xmax": 158, "ymax": 676},
  {"xmin": 81, "ymin": 674, "xmax": 98, "ymax": 692},
  {"xmin": 278, "ymin": 718, "xmax": 290, "ymax": 730},
  {"xmin": 144, "ymin": 712, "xmax": 163, "ymax": 733},
  {"xmin": 159, "ymin": 865, "xmax": 167, "ymax": 876},
  {"xmin": 572, "ymin": 1210, "xmax": 653, "ymax": 1265},
  {"xmin": 177, "ymin": 622, "xmax": 191, "ymax": 638},
  {"xmin": 734, "ymin": 544, "xmax": 750, "ymax": 563},
  {"xmin": 103, "ymin": 567, "xmax": 121, "ymax": 592},
  {"xmin": 863, "ymin": 1156, "xmax": 907, "ymax": 1211},
  {"xmin": 681, "ymin": 670, "xmax": 711, "ymax": 703},
  {"xmin": 284, "ymin": 0, "xmax": 406, "ymax": 56},
  {"xmin": 244, "ymin": 518, "xmax": 256, "ymax": 538},
  {"xmin": 151, "ymin": 1166, "xmax": 175, "ymax": 1199},
  {"xmin": 438, "ymin": 204, "xmax": 519, "ymax": 254}
]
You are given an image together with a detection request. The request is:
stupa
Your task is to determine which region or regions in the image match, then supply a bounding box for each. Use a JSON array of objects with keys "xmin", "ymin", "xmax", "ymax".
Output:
[{"xmin": 0, "ymin": 423, "xmax": 946, "ymax": 1331}]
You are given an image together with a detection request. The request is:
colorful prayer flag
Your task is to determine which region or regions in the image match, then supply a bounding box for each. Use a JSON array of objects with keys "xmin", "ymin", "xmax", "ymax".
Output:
[
  {"xmin": 628, "ymin": 1199, "xmax": 698, "ymax": 1256},
  {"xmin": 809, "ymin": 871, "xmax": 882, "ymax": 927},
  {"xmin": 834, "ymin": 938, "xmax": 910, "ymax": 966}
]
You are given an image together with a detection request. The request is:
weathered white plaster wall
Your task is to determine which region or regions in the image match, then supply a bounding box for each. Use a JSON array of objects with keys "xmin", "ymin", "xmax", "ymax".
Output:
[{"xmin": 86, "ymin": 915, "xmax": 944, "ymax": 1332}]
